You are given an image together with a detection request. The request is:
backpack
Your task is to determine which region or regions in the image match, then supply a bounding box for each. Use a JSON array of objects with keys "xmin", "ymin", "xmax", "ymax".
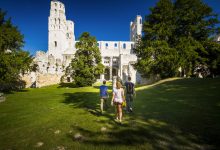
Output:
[{"xmin": 126, "ymin": 82, "xmax": 134, "ymax": 94}]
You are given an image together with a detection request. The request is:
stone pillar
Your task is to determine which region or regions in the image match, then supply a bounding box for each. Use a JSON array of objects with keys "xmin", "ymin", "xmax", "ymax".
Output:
[
  {"xmin": 110, "ymin": 57, "xmax": 113, "ymax": 81},
  {"xmin": 112, "ymin": 76, "xmax": 117, "ymax": 90},
  {"xmin": 100, "ymin": 74, "xmax": 105, "ymax": 80},
  {"xmin": 119, "ymin": 54, "xmax": 123, "ymax": 79}
]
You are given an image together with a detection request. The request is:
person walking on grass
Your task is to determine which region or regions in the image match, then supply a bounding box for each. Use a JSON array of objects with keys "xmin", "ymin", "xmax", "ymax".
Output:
[
  {"xmin": 125, "ymin": 76, "xmax": 135, "ymax": 113},
  {"xmin": 100, "ymin": 80, "xmax": 109, "ymax": 113},
  {"xmin": 111, "ymin": 81, "xmax": 125, "ymax": 123}
]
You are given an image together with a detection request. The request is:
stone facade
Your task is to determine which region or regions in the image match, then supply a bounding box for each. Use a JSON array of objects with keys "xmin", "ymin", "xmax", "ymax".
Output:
[
  {"xmin": 22, "ymin": 0, "xmax": 145, "ymax": 87},
  {"xmin": 214, "ymin": 34, "xmax": 220, "ymax": 43}
]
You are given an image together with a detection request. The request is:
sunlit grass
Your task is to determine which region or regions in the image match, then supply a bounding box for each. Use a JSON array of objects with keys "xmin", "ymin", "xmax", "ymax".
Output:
[{"xmin": 0, "ymin": 78, "xmax": 220, "ymax": 149}]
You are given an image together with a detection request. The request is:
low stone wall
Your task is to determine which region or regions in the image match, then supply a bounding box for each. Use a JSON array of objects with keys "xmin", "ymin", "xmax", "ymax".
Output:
[
  {"xmin": 37, "ymin": 74, "xmax": 62, "ymax": 88},
  {"xmin": 22, "ymin": 74, "xmax": 33, "ymax": 88},
  {"xmin": 139, "ymin": 75, "xmax": 161, "ymax": 85},
  {"xmin": 22, "ymin": 73, "xmax": 63, "ymax": 88}
]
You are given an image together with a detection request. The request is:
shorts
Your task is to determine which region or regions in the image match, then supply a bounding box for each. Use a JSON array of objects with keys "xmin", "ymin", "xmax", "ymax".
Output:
[{"xmin": 114, "ymin": 102, "xmax": 122, "ymax": 105}]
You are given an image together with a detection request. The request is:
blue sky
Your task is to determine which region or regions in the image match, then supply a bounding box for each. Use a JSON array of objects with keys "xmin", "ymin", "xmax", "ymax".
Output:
[{"xmin": 0, "ymin": 0, "xmax": 219, "ymax": 55}]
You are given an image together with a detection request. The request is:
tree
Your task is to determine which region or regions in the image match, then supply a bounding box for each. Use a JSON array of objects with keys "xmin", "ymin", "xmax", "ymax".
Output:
[
  {"xmin": 174, "ymin": 0, "xmax": 219, "ymax": 76},
  {"xmin": 134, "ymin": 0, "xmax": 220, "ymax": 78},
  {"xmin": 134, "ymin": 40, "xmax": 179, "ymax": 78},
  {"xmin": 174, "ymin": 0, "xmax": 219, "ymax": 41},
  {"xmin": 134, "ymin": 0, "xmax": 179, "ymax": 78},
  {"xmin": 143, "ymin": 0, "xmax": 174, "ymax": 43},
  {"xmin": 175, "ymin": 37, "xmax": 206, "ymax": 77},
  {"xmin": 70, "ymin": 32, "xmax": 104, "ymax": 87},
  {"xmin": 0, "ymin": 9, "xmax": 33, "ymax": 91},
  {"xmin": 202, "ymin": 40, "xmax": 220, "ymax": 77}
]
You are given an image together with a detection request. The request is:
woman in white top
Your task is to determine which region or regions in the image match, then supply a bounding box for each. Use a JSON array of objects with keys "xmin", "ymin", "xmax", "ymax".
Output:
[{"xmin": 111, "ymin": 81, "xmax": 125, "ymax": 122}]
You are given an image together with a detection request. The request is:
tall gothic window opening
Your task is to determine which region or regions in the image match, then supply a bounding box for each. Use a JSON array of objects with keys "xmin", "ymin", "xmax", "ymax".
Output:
[
  {"xmin": 66, "ymin": 33, "xmax": 69, "ymax": 38},
  {"xmin": 54, "ymin": 41, "xmax": 57, "ymax": 47},
  {"xmin": 114, "ymin": 43, "xmax": 117, "ymax": 48},
  {"xmin": 123, "ymin": 43, "xmax": 126, "ymax": 49},
  {"xmin": 105, "ymin": 43, "xmax": 108, "ymax": 49}
]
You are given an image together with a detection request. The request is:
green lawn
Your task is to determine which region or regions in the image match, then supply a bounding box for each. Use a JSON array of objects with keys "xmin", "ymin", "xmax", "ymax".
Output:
[{"xmin": 0, "ymin": 78, "xmax": 220, "ymax": 150}]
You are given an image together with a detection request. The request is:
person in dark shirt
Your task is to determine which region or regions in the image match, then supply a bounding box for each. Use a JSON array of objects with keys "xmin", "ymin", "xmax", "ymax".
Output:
[
  {"xmin": 100, "ymin": 80, "xmax": 109, "ymax": 113},
  {"xmin": 124, "ymin": 76, "xmax": 135, "ymax": 113}
]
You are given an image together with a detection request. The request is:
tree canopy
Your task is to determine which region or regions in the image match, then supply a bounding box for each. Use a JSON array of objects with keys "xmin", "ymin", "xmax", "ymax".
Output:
[
  {"xmin": 134, "ymin": 0, "xmax": 220, "ymax": 78},
  {"xmin": 0, "ymin": 9, "xmax": 33, "ymax": 91},
  {"xmin": 69, "ymin": 32, "xmax": 104, "ymax": 87}
]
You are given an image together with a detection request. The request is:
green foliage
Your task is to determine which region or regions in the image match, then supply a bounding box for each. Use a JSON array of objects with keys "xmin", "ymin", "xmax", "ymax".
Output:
[
  {"xmin": 0, "ymin": 9, "xmax": 24, "ymax": 52},
  {"xmin": 0, "ymin": 9, "xmax": 33, "ymax": 91},
  {"xmin": 70, "ymin": 32, "xmax": 104, "ymax": 87},
  {"xmin": 135, "ymin": 0, "xmax": 179, "ymax": 78},
  {"xmin": 175, "ymin": 37, "xmax": 207, "ymax": 76},
  {"xmin": 202, "ymin": 40, "xmax": 220, "ymax": 77},
  {"xmin": 173, "ymin": 0, "xmax": 220, "ymax": 76},
  {"xmin": 174, "ymin": 0, "xmax": 219, "ymax": 40},
  {"xmin": 135, "ymin": 0, "xmax": 220, "ymax": 78},
  {"xmin": 135, "ymin": 40, "xmax": 179, "ymax": 78},
  {"xmin": 143, "ymin": 0, "xmax": 174, "ymax": 42}
]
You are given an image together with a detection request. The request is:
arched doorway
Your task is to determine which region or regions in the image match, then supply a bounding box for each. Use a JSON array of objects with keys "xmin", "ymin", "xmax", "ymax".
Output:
[{"xmin": 104, "ymin": 68, "xmax": 110, "ymax": 80}]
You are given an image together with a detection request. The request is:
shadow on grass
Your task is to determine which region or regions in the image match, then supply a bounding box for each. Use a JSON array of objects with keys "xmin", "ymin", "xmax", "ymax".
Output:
[
  {"xmin": 63, "ymin": 78, "xmax": 220, "ymax": 149},
  {"xmin": 135, "ymin": 78, "xmax": 220, "ymax": 149},
  {"xmin": 2, "ymin": 89, "xmax": 29, "ymax": 94},
  {"xmin": 58, "ymin": 82, "xmax": 78, "ymax": 88},
  {"xmin": 63, "ymin": 92, "xmax": 99, "ymax": 110},
  {"xmin": 67, "ymin": 118, "xmax": 211, "ymax": 150}
]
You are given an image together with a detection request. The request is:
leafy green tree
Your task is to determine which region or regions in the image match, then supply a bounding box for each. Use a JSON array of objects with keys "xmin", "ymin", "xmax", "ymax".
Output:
[
  {"xmin": 143, "ymin": 0, "xmax": 174, "ymax": 42},
  {"xmin": 174, "ymin": 0, "xmax": 219, "ymax": 76},
  {"xmin": 174, "ymin": 0, "xmax": 219, "ymax": 41},
  {"xmin": 202, "ymin": 40, "xmax": 220, "ymax": 77},
  {"xmin": 134, "ymin": 0, "xmax": 220, "ymax": 78},
  {"xmin": 135, "ymin": 40, "xmax": 179, "ymax": 78},
  {"xmin": 134, "ymin": 0, "xmax": 179, "ymax": 78},
  {"xmin": 70, "ymin": 32, "xmax": 104, "ymax": 87},
  {"xmin": 0, "ymin": 9, "xmax": 33, "ymax": 91},
  {"xmin": 0, "ymin": 9, "xmax": 24, "ymax": 52},
  {"xmin": 175, "ymin": 37, "xmax": 207, "ymax": 77}
]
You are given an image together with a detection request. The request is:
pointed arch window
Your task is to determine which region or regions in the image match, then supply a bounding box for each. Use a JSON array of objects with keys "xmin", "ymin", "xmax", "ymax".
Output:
[
  {"xmin": 54, "ymin": 41, "xmax": 57, "ymax": 47},
  {"xmin": 105, "ymin": 43, "xmax": 109, "ymax": 49},
  {"xmin": 123, "ymin": 43, "xmax": 126, "ymax": 49}
]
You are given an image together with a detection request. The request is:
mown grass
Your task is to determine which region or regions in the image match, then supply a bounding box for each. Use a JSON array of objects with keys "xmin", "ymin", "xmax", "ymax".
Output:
[{"xmin": 0, "ymin": 78, "xmax": 220, "ymax": 150}]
